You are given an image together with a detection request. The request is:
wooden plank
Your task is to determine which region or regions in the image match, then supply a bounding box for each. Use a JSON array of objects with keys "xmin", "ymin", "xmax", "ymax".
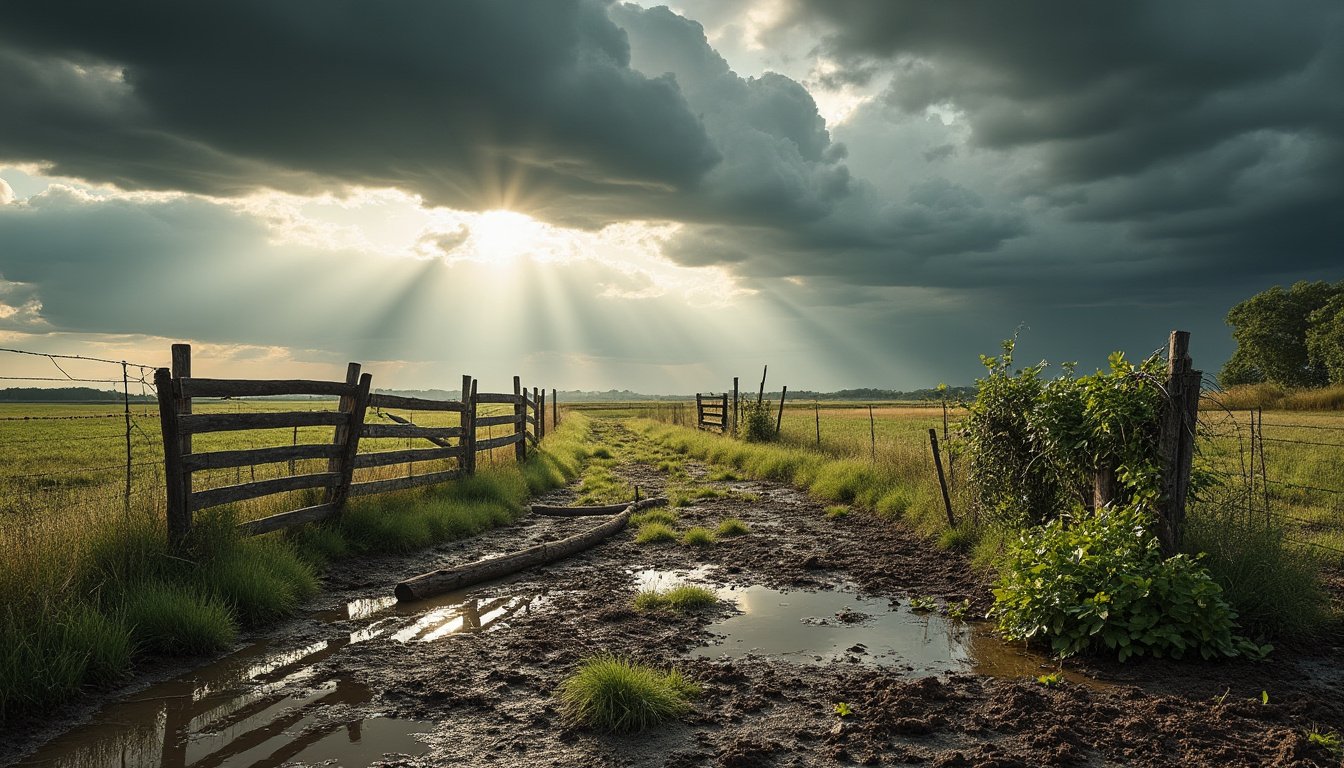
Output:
[
  {"xmin": 475, "ymin": 414, "xmax": 521, "ymax": 428},
  {"xmin": 328, "ymin": 370, "xmax": 371, "ymax": 509},
  {"xmin": 368, "ymin": 393, "xmax": 466, "ymax": 412},
  {"xmin": 524, "ymin": 414, "xmax": 537, "ymax": 428},
  {"xmin": 155, "ymin": 367, "xmax": 189, "ymax": 548},
  {"xmin": 237, "ymin": 502, "xmax": 340, "ymax": 537},
  {"xmin": 474, "ymin": 392, "xmax": 520, "ymax": 405},
  {"xmin": 188, "ymin": 472, "xmax": 340, "ymax": 512},
  {"xmin": 352, "ymin": 446, "xmax": 463, "ymax": 469},
  {"xmin": 525, "ymin": 431, "xmax": 539, "ymax": 447},
  {"xmin": 180, "ymin": 378, "xmax": 354, "ymax": 399},
  {"xmin": 180, "ymin": 411, "xmax": 348, "ymax": 434},
  {"xmin": 183, "ymin": 443, "xmax": 341, "ymax": 472},
  {"xmin": 361, "ymin": 423, "xmax": 464, "ymax": 440},
  {"xmin": 348, "ymin": 469, "xmax": 464, "ymax": 498},
  {"xmin": 476, "ymin": 433, "xmax": 522, "ymax": 451}
]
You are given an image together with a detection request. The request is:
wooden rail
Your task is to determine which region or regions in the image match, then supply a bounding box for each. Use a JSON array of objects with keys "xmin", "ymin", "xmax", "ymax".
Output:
[{"xmin": 154, "ymin": 344, "xmax": 552, "ymax": 547}]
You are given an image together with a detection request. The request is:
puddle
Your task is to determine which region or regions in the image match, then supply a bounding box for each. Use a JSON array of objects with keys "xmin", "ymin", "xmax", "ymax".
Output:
[
  {"xmin": 14, "ymin": 640, "xmax": 429, "ymax": 768},
  {"xmin": 688, "ymin": 584, "xmax": 1106, "ymax": 687},
  {"xmin": 630, "ymin": 565, "xmax": 718, "ymax": 593},
  {"xmin": 17, "ymin": 584, "xmax": 546, "ymax": 767}
]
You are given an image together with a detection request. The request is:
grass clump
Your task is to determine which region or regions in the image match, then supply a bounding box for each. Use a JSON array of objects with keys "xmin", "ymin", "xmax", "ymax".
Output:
[
  {"xmin": 633, "ymin": 585, "xmax": 719, "ymax": 612},
  {"xmin": 715, "ymin": 518, "xmax": 749, "ymax": 537},
  {"xmin": 825, "ymin": 505, "xmax": 850, "ymax": 519},
  {"xmin": 1185, "ymin": 500, "xmax": 1327, "ymax": 640},
  {"xmin": 119, "ymin": 583, "xmax": 237, "ymax": 654},
  {"xmin": 635, "ymin": 523, "xmax": 677, "ymax": 544},
  {"xmin": 630, "ymin": 508, "xmax": 677, "ymax": 527},
  {"xmin": 681, "ymin": 527, "xmax": 717, "ymax": 547},
  {"xmin": 558, "ymin": 655, "xmax": 698, "ymax": 732}
]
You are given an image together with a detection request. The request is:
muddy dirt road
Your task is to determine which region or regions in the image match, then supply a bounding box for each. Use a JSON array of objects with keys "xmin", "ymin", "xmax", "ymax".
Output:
[{"xmin": 6, "ymin": 422, "xmax": 1343, "ymax": 767}]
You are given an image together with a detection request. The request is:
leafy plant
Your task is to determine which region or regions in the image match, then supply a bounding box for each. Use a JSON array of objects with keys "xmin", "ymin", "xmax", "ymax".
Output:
[
  {"xmin": 1306, "ymin": 728, "xmax": 1342, "ymax": 758},
  {"xmin": 1036, "ymin": 673, "xmax": 1063, "ymax": 687},
  {"xmin": 833, "ymin": 702, "xmax": 854, "ymax": 718},
  {"xmin": 741, "ymin": 399, "xmax": 775, "ymax": 442},
  {"xmin": 990, "ymin": 504, "xmax": 1267, "ymax": 662},
  {"xmin": 908, "ymin": 595, "xmax": 937, "ymax": 613},
  {"xmin": 944, "ymin": 599, "xmax": 971, "ymax": 621}
]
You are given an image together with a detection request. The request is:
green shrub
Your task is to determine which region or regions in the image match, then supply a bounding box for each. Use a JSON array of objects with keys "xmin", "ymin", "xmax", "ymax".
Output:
[
  {"xmin": 991, "ymin": 505, "xmax": 1267, "ymax": 661},
  {"xmin": 633, "ymin": 585, "xmax": 719, "ymax": 612},
  {"xmin": 558, "ymin": 655, "xmax": 698, "ymax": 732},
  {"xmin": 715, "ymin": 518, "xmax": 749, "ymax": 537},
  {"xmin": 681, "ymin": 527, "xmax": 717, "ymax": 547},
  {"xmin": 635, "ymin": 523, "xmax": 677, "ymax": 544},
  {"xmin": 741, "ymin": 399, "xmax": 775, "ymax": 442}
]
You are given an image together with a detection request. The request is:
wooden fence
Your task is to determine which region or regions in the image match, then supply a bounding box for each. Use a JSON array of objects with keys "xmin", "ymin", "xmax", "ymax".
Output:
[
  {"xmin": 695, "ymin": 392, "xmax": 728, "ymax": 432},
  {"xmin": 155, "ymin": 344, "xmax": 551, "ymax": 546}
]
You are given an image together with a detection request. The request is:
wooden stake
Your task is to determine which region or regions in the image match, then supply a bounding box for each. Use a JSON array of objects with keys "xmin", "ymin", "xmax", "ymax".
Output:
[
  {"xmin": 757, "ymin": 365, "xmax": 767, "ymax": 404},
  {"xmin": 513, "ymin": 376, "xmax": 526, "ymax": 462},
  {"xmin": 461, "ymin": 375, "xmax": 476, "ymax": 474},
  {"xmin": 1157, "ymin": 330, "xmax": 1200, "ymax": 557},
  {"xmin": 868, "ymin": 405, "xmax": 876, "ymax": 465},
  {"xmin": 155, "ymin": 367, "xmax": 188, "ymax": 548},
  {"xmin": 815, "ymin": 401, "xmax": 821, "ymax": 447},
  {"xmin": 929, "ymin": 429, "xmax": 956, "ymax": 528},
  {"xmin": 775, "ymin": 385, "xmax": 788, "ymax": 437},
  {"xmin": 552, "ymin": 387, "xmax": 558, "ymax": 430},
  {"xmin": 731, "ymin": 377, "xmax": 739, "ymax": 436}
]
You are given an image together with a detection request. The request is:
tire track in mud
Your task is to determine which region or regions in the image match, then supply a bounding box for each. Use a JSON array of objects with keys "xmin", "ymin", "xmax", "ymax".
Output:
[{"xmin": 9, "ymin": 419, "xmax": 1344, "ymax": 767}]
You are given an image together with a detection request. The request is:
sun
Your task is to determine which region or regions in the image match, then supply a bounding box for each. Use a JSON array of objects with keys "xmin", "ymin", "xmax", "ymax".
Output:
[{"xmin": 467, "ymin": 209, "xmax": 547, "ymax": 265}]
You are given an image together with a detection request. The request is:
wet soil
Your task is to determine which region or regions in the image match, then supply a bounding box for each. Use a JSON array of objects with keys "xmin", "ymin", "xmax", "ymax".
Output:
[{"xmin": 5, "ymin": 420, "xmax": 1343, "ymax": 767}]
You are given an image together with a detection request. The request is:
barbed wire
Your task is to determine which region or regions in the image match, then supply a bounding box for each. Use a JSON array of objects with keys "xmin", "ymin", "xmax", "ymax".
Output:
[
  {"xmin": 0, "ymin": 346, "xmax": 160, "ymax": 372},
  {"xmin": 1258, "ymin": 421, "xmax": 1344, "ymax": 433},
  {"xmin": 2, "ymin": 460, "xmax": 161, "ymax": 481},
  {"xmin": 1260, "ymin": 435, "xmax": 1344, "ymax": 450},
  {"xmin": 1263, "ymin": 477, "xmax": 1344, "ymax": 497}
]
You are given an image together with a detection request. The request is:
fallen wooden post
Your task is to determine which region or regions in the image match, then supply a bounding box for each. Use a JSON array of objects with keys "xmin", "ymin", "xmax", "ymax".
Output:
[
  {"xmin": 531, "ymin": 501, "xmax": 642, "ymax": 517},
  {"xmin": 394, "ymin": 497, "xmax": 669, "ymax": 602}
]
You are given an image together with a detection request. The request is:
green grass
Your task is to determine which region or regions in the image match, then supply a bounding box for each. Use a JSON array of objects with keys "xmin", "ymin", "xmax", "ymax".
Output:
[
  {"xmin": 681, "ymin": 527, "xmax": 717, "ymax": 547},
  {"xmin": 825, "ymin": 505, "xmax": 850, "ymax": 519},
  {"xmin": 634, "ymin": 522, "xmax": 677, "ymax": 544},
  {"xmin": 0, "ymin": 410, "xmax": 600, "ymax": 723},
  {"xmin": 715, "ymin": 518, "xmax": 749, "ymax": 537},
  {"xmin": 119, "ymin": 583, "xmax": 237, "ymax": 654},
  {"xmin": 630, "ymin": 508, "xmax": 677, "ymax": 527},
  {"xmin": 633, "ymin": 585, "xmax": 719, "ymax": 612},
  {"xmin": 558, "ymin": 655, "xmax": 699, "ymax": 732}
]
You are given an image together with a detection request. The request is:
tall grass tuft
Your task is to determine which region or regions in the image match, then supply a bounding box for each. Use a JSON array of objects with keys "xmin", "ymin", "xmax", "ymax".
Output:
[
  {"xmin": 715, "ymin": 518, "xmax": 749, "ymax": 537},
  {"xmin": 119, "ymin": 583, "xmax": 237, "ymax": 654},
  {"xmin": 633, "ymin": 585, "xmax": 719, "ymax": 612},
  {"xmin": 681, "ymin": 527, "xmax": 717, "ymax": 547},
  {"xmin": 635, "ymin": 522, "xmax": 677, "ymax": 544},
  {"xmin": 1186, "ymin": 498, "xmax": 1328, "ymax": 640},
  {"xmin": 558, "ymin": 655, "xmax": 699, "ymax": 732}
]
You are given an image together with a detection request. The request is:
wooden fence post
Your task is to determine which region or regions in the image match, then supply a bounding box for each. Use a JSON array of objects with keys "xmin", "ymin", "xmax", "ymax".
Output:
[
  {"xmin": 720, "ymin": 393, "xmax": 728, "ymax": 433},
  {"xmin": 533, "ymin": 386, "xmax": 541, "ymax": 440},
  {"xmin": 775, "ymin": 385, "xmax": 788, "ymax": 436},
  {"xmin": 171, "ymin": 344, "xmax": 192, "ymax": 457},
  {"xmin": 467, "ymin": 377, "xmax": 478, "ymax": 474},
  {"xmin": 696, "ymin": 393, "xmax": 703, "ymax": 429},
  {"xmin": 514, "ymin": 376, "xmax": 526, "ymax": 462},
  {"xmin": 551, "ymin": 388, "xmax": 558, "ymax": 430},
  {"xmin": 1157, "ymin": 330, "xmax": 1201, "ymax": 557},
  {"xmin": 155, "ymin": 367, "xmax": 189, "ymax": 548},
  {"xmin": 731, "ymin": 377, "xmax": 739, "ymax": 436},
  {"xmin": 325, "ymin": 363, "xmax": 363, "ymax": 506},
  {"xmin": 757, "ymin": 365, "xmax": 767, "ymax": 404},
  {"xmin": 929, "ymin": 428, "xmax": 956, "ymax": 528},
  {"xmin": 329, "ymin": 372, "xmax": 372, "ymax": 509},
  {"xmin": 539, "ymin": 388, "xmax": 546, "ymax": 439}
]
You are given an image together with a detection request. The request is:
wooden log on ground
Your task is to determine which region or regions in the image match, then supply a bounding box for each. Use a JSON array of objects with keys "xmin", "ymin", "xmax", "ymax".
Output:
[
  {"xmin": 394, "ymin": 497, "xmax": 668, "ymax": 601},
  {"xmin": 531, "ymin": 501, "xmax": 638, "ymax": 517}
]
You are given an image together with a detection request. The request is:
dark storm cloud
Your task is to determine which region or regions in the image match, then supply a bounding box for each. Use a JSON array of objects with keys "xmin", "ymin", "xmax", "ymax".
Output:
[{"xmin": 0, "ymin": 0, "xmax": 720, "ymax": 222}]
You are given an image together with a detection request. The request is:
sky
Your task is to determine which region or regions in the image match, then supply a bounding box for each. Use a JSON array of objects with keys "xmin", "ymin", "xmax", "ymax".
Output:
[{"xmin": 1, "ymin": 0, "xmax": 1341, "ymax": 394}]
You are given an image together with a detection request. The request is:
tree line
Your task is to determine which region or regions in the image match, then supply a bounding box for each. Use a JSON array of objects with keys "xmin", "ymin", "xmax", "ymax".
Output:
[{"xmin": 1221, "ymin": 280, "xmax": 1344, "ymax": 388}]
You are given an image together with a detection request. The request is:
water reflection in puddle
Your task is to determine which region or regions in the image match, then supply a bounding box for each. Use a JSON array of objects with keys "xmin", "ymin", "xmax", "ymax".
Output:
[
  {"xmin": 18, "ymin": 585, "xmax": 548, "ymax": 768},
  {"xmin": 15, "ymin": 637, "xmax": 428, "ymax": 768},
  {"xmin": 675, "ymin": 581, "xmax": 1104, "ymax": 687}
]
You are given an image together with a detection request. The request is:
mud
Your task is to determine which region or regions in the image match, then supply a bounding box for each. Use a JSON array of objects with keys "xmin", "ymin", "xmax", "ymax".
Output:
[{"xmin": 5, "ymin": 420, "xmax": 1343, "ymax": 767}]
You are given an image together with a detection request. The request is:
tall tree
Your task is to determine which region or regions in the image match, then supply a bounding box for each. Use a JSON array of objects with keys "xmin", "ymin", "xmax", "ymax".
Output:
[
  {"xmin": 1306, "ymin": 294, "xmax": 1344, "ymax": 386},
  {"xmin": 1220, "ymin": 281, "xmax": 1344, "ymax": 388}
]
